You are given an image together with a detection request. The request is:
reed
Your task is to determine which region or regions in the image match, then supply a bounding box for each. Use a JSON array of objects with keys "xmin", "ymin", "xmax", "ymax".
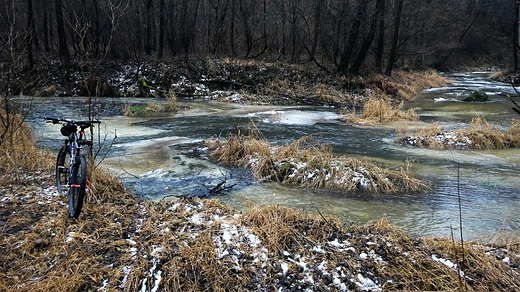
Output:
[
  {"xmin": 400, "ymin": 117, "xmax": 520, "ymax": 149},
  {"xmin": 344, "ymin": 94, "xmax": 420, "ymax": 125},
  {"xmin": 206, "ymin": 128, "xmax": 428, "ymax": 194},
  {"xmin": 368, "ymin": 70, "xmax": 448, "ymax": 100},
  {"xmin": 0, "ymin": 110, "xmax": 54, "ymax": 186}
]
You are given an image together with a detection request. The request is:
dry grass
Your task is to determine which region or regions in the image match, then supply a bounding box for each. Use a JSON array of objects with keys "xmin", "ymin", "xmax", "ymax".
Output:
[
  {"xmin": 342, "ymin": 71, "xmax": 446, "ymax": 125},
  {"xmin": 241, "ymin": 204, "xmax": 341, "ymax": 256},
  {"xmin": 0, "ymin": 111, "xmax": 54, "ymax": 186},
  {"xmin": 400, "ymin": 117, "xmax": 520, "ymax": 149},
  {"xmin": 123, "ymin": 90, "xmax": 178, "ymax": 116},
  {"xmin": 206, "ymin": 127, "xmax": 428, "ymax": 194},
  {"xmin": 165, "ymin": 89, "xmax": 178, "ymax": 112},
  {"xmin": 368, "ymin": 70, "xmax": 449, "ymax": 101},
  {"xmin": 2, "ymin": 115, "xmax": 520, "ymax": 291},
  {"xmin": 343, "ymin": 94, "xmax": 420, "ymax": 125}
]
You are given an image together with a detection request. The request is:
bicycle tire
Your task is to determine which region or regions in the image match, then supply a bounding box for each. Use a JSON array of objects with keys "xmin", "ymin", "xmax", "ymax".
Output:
[
  {"xmin": 69, "ymin": 154, "xmax": 87, "ymax": 218},
  {"xmin": 56, "ymin": 146, "xmax": 70, "ymax": 195}
]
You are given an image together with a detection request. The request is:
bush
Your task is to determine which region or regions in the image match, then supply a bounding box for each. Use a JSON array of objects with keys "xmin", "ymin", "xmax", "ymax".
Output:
[{"xmin": 464, "ymin": 90, "xmax": 488, "ymax": 102}]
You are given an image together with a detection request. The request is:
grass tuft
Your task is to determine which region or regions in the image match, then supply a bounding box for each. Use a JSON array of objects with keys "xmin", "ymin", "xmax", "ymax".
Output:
[
  {"xmin": 399, "ymin": 117, "xmax": 520, "ymax": 149},
  {"xmin": 206, "ymin": 126, "xmax": 428, "ymax": 194},
  {"xmin": 343, "ymin": 94, "xmax": 420, "ymax": 125},
  {"xmin": 368, "ymin": 70, "xmax": 449, "ymax": 100}
]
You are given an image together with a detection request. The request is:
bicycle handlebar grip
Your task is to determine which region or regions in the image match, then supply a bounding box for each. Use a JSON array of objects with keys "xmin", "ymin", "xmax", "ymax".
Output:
[{"xmin": 43, "ymin": 117, "xmax": 60, "ymax": 124}]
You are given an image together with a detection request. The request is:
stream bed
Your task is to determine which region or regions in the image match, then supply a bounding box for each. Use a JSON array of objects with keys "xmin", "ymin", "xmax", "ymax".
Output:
[{"xmin": 28, "ymin": 72, "xmax": 520, "ymax": 240}]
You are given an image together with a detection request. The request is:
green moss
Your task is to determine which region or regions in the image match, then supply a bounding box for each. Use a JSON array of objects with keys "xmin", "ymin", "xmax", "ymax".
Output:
[
  {"xmin": 130, "ymin": 105, "xmax": 147, "ymax": 114},
  {"xmin": 464, "ymin": 90, "xmax": 488, "ymax": 102}
]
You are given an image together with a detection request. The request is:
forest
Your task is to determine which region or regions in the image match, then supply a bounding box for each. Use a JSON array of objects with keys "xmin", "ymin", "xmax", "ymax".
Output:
[{"xmin": 0, "ymin": 0, "xmax": 516, "ymax": 77}]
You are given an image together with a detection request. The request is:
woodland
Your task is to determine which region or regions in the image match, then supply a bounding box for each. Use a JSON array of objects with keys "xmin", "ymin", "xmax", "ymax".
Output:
[{"xmin": 0, "ymin": 0, "xmax": 516, "ymax": 80}]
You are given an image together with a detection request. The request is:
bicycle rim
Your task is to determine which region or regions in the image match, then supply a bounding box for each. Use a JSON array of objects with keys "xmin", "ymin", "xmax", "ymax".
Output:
[
  {"xmin": 69, "ymin": 154, "xmax": 87, "ymax": 218},
  {"xmin": 56, "ymin": 146, "xmax": 70, "ymax": 195}
]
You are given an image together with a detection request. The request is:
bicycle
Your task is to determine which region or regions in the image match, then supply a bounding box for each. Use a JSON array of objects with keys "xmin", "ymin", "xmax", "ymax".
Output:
[{"xmin": 44, "ymin": 117, "xmax": 101, "ymax": 218}]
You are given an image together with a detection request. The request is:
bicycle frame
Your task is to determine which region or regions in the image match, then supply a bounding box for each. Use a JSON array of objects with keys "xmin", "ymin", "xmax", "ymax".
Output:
[{"xmin": 64, "ymin": 130, "xmax": 80, "ymax": 189}]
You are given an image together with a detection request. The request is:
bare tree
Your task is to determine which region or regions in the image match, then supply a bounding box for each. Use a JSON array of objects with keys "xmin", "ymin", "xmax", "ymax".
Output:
[
  {"xmin": 55, "ymin": 0, "xmax": 69, "ymax": 61},
  {"xmin": 386, "ymin": 0, "xmax": 403, "ymax": 76},
  {"xmin": 338, "ymin": 0, "xmax": 366, "ymax": 75},
  {"xmin": 350, "ymin": 0, "xmax": 384, "ymax": 74},
  {"xmin": 375, "ymin": 0, "xmax": 385, "ymax": 73},
  {"xmin": 515, "ymin": 0, "xmax": 520, "ymax": 71}
]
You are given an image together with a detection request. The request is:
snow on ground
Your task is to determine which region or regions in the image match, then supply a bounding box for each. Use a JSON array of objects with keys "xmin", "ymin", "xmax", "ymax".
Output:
[
  {"xmin": 3, "ymin": 169, "xmax": 519, "ymax": 291},
  {"xmin": 402, "ymin": 131, "xmax": 472, "ymax": 149}
]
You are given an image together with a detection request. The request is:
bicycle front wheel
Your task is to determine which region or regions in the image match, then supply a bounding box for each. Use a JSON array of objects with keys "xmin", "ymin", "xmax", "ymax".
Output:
[
  {"xmin": 56, "ymin": 146, "xmax": 70, "ymax": 195},
  {"xmin": 69, "ymin": 154, "xmax": 87, "ymax": 218}
]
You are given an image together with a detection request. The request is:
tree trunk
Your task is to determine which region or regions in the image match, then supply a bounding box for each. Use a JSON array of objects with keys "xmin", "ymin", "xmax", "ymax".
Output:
[
  {"xmin": 338, "ymin": 0, "xmax": 366, "ymax": 75},
  {"xmin": 158, "ymin": 0, "xmax": 165, "ymax": 58},
  {"xmin": 252, "ymin": 0, "xmax": 268, "ymax": 58},
  {"xmin": 386, "ymin": 0, "xmax": 404, "ymax": 77},
  {"xmin": 210, "ymin": 0, "xmax": 229, "ymax": 54},
  {"xmin": 93, "ymin": 0, "xmax": 100, "ymax": 58},
  {"xmin": 350, "ymin": 0, "xmax": 384, "ymax": 74},
  {"xmin": 375, "ymin": 0, "xmax": 385, "ymax": 73},
  {"xmin": 26, "ymin": 0, "xmax": 35, "ymax": 68},
  {"xmin": 290, "ymin": 0, "xmax": 298, "ymax": 62},
  {"xmin": 145, "ymin": 0, "xmax": 153, "ymax": 55},
  {"xmin": 231, "ymin": 0, "xmax": 236, "ymax": 57},
  {"xmin": 55, "ymin": 0, "xmax": 68, "ymax": 60},
  {"xmin": 309, "ymin": 0, "xmax": 323, "ymax": 61},
  {"xmin": 43, "ymin": 0, "xmax": 51, "ymax": 53},
  {"xmin": 515, "ymin": 0, "xmax": 519, "ymax": 71}
]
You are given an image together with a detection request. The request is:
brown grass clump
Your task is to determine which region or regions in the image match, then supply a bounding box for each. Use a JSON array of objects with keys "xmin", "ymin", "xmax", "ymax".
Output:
[
  {"xmin": 206, "ymin": 128, "xmax": 427, "ymax": 194},
  {"xmin": 0, "ymin": 110, "xmax": 54, "ymax": 185},
  {"xmin": 344, "ymin": 94, "xmax": 420, "ymax": 125},
  {"xmin": 368, "ymin": 70, "xmax": 449, "ymax": 101},
  {"xmin": 400, "ymin": 117, "xmax": 520, "ymax": 149},
  {"xmin": 241, "ymin": 205, "xmax": 340, "ymax": 256},
  {"xmin": 165, "ymin": 89, "xmax": 178, "ymax": 112}
]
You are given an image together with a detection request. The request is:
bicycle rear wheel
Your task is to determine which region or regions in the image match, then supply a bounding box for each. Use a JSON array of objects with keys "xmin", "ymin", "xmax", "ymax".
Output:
[
  {"xmin": 56, "ymin": 146, "xmax": 70, "ymax": 195},
  {"xmin": 69, "ymin": 154, "xmax": 87, "ymax": 218}
]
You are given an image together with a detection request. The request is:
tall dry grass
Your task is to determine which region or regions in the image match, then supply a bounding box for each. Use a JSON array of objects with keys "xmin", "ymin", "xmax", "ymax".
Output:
[
  {"xmin": 399, "ymin": 117, "xmax": 520, "ymax": 149},
  {"xmin": 368, "ymin": 70, "xmax": 449, "ymax": 100},
  {"xmin": 206, "ymin": 128, "xmax": 427, "ymax": 193},
  {"xmin": 0, "ymin": 110, "xmax": 54, "ymax": 185},
  {"xmin": 344, "ymin": 94, "xmax": 420, "ymax": 125}
]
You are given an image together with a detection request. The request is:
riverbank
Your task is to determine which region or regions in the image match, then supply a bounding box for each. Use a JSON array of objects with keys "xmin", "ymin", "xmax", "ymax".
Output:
[
  {"xmin": 12, "ymin": 58, "xmax": 447, "ymax": 110},
  {"xmin": 2, "ymin": 114, "xmax": 520, "ymax": 291}
]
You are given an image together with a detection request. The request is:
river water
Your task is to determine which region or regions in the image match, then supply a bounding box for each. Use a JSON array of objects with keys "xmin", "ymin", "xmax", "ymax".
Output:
[{"xmin": 28, "ymin": 72, "xmax": 520, "ymax": 240}]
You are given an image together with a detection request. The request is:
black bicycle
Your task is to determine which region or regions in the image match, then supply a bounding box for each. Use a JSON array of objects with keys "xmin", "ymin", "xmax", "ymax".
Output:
[{"xmin": 44, "ymin": 117, "xmax": 101, "ymax": 218}]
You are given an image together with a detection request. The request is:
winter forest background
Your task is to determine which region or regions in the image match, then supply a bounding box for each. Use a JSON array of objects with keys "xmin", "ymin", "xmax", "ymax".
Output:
[{"xmin": 0, "ymin": 0, "xmax": 516, "ymax": 76}]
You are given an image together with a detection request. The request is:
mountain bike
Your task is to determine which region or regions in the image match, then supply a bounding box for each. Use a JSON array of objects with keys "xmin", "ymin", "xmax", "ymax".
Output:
[{"xmin": 44, "ymin": 117, "xmax": 101, "ymax": 218}]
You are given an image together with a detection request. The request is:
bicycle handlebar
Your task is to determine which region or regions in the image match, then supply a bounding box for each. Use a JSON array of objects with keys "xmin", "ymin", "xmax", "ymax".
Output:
[{"xmin": 44, "ymin": 117, "xmax": 101, "ymax": 127}]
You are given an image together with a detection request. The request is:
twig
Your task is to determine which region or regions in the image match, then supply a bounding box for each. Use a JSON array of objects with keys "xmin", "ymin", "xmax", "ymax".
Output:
[
  {"xmin": 450, "ymin": 226, "xmax": 464, "ymax": 290},
  {"xmin": 118, "ymin": 158, "xmax": 139, "ymax": 179},
  {"xmin": 160, "ymin": 194, "xmax": 186, "ymax": 201},
  {"xmin": 95, "ymin": 127, "xmax": 118, "ymax": 167},
  {"xmin": 457, "ymin": 164, "xmax": 467, "ymax": 291},
  {"xmin": 315, "ymin": 207, "xmax": 340, "ymax": 232}
]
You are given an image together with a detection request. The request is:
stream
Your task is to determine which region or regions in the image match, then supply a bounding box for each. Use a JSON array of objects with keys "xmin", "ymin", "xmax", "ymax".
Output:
[{"xmin": 28, "ymin": 72, "xmax": 520, "ymax": 240}]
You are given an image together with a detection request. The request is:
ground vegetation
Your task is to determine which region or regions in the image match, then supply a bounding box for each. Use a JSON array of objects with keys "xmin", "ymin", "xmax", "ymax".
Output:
[
  {"xmin": 206, "ymin": 126, "xmax": 427, "ymax": 193},
  {"xmin": 1, "ymin": 114, "xmax": 520, "ymax": 291},
  {"xmin": 399, "ymin": 117, "xmax": 520, "ymax": 149}
]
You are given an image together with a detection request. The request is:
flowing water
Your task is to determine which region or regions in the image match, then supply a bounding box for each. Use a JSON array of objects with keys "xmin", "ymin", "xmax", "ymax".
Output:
[{"xmin": 28, "ymin": 72, "xmax": 520, "ymax": 240}]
